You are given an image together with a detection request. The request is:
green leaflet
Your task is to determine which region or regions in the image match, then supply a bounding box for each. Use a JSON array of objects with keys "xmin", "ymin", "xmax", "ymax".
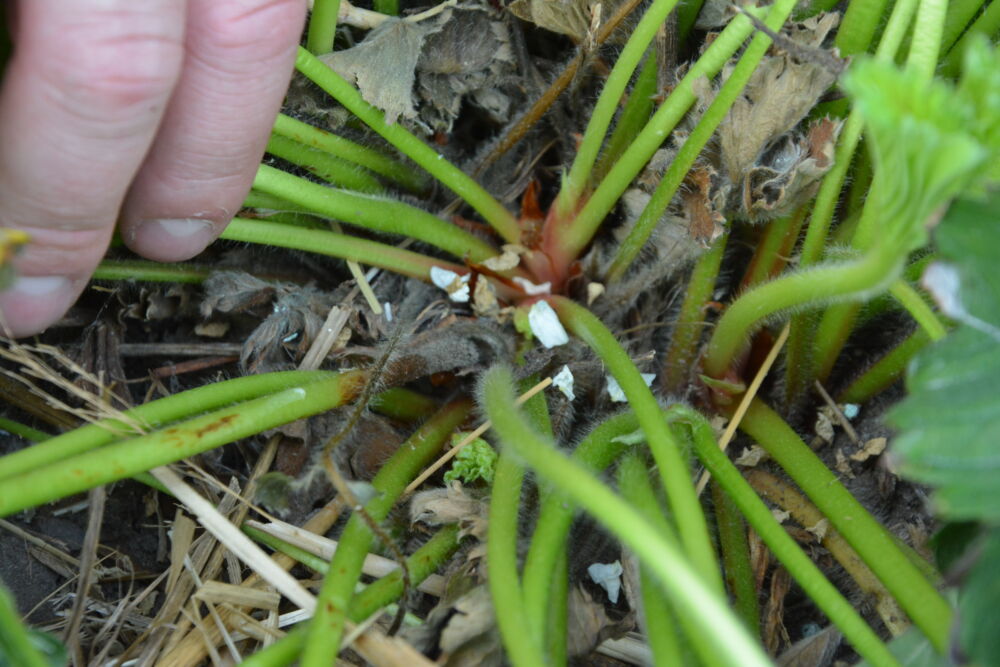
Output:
[
  {"xmin": 888, "ymin": 195, "xmax": 1000, "ymax": 520},
  {"xmin": 957, "ymin": 528, "xmax": 1000, "ymax": 664},
  {"xmin": 842, "ymin": 37, "xmax": 1000, "ymax": 254}
]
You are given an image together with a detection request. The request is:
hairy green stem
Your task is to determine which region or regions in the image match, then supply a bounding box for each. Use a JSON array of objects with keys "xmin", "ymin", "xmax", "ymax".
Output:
[
  {"xmin": 845, "ymin": 143, "xmax": 874, "ymax": 219},
  {"xmin": 812, "ymin": 302, "xmax": 863, "ymax": 383},
  {"xmin": 243, "ymin": 188, "xmax": 307, "ymax": 213},
  {"xmin": 790, "ymin": 0, "xmax": 924, "ymax": 389},
  {"xmin": 93, "ymin": 259, "xmax": 210, "ymax": 284},
  {"xmin": 243, "ymin": 525, "xmax": 331, "ymax": 574},
  {"xmin": 301, "ymin": 398, "xmax": 472, "ymax": 665},
  {"xmin": 556, "ymin": 10, "xmax": 758, "ymax": 264},
  {"xmin": 798, "ymin": 116, "xmax": 865, "ymax": 267},
  {"xmin": 782, "ymin": 313, "xmax": 818, "ymax": 409},
  {"xmin": 837, "ymin": 327, "xmax": 931, "ymax": 403},
  {"xmin": 253, "ymin": 164, "xmax": 497, "ymax": 262},
  {"xmin": 889, "ymin": 279, "xmax": 948, "ymax": 340},
  {"xmin": 837, "ymin": 0, "xmax": 894, "ymax": 56},
  {"xmin": 907, "ymin": 0, "xmax": 948, "ymax": 77},
  {"xmin": 738, "ymin": 398, "xmax": 953, "ymax": 652},
  {"xmin": 221, "ymin": 217, "xmax": 464, "ymax": 281},
  {"xmin": 607, "ymin": 0, "xmax": 796, "ymax": 281},
  {"xmin": 294, "ymin": 47, "xmax": 520, "ymax": 243},
  {"xmin": 239, "ymin": 627, "xmax": 305, "ymax": 667},
  {"xmin": 606, "ymin": 0, "xmax": 799, "ymax": 280},
  {"xmin": 272, "ymin": 114, "xmax": 427, "ymax": 193},
  {"xmin": 243, "ymin": 190, "xmax": 327, "ymax": 230},
  {"xmin": 555, "ymin": 0, "xmax": 682, "ymax": 217},
  {"xmin": 940, "ymin": 0, "xmax": 1000, "ymax": 75},
  {"xmin": 306, "ymin": 0, "xmax": 340, "ymax": 55},
  {"xmin": 800, "ymin": 0, "xmax": 918, "ymax": 268},
  {"xmin": 349, "ymin": 525, "xmax": 461, "ymax": 619},
  {"xmin": 591, "ymin": 53, "xmax": 658, "ymax": 187},
  {"xmin": 941, "ymin": 0, "xmax": 989, "ymax": 54},
  {"xmin": 549, "ymin": 296, "xmax": 722, "ymax": 592},
  {"xmin": 670, "ymin": 404, "xmax": 902, "ymax": 666},
  {"xmin": 742, "ymin": 207, "xmax": 807, "ymax": 289},
  {"xmin": 711, "ymin": 480, "xmax": 760, "ymax": 633},
  {"xmin": 0, "ymin": 417, "xmax": 49, "ymax": 443},
  {"xmin": 662, "ymin": 233, "xmax": 728, "ymax": 394},
  {"xmin": 703, "ymin": 245, "xmax": 899, "ymax": 380},
  {"xmin": 368, "ymin": 387, "xmax": 438, "ymax": 421},
  {"xmin": 488, "ymin": 449, "xmax": 545, "ymax": 667},
  {"xmin": 0, "ymin": 370, "xmax": 338, "ymax": 482},
  {"xmin": 266, "ymin": 134, "xmax": 382, "ymax": 192},
  {"xmin": 521, "ymin": 413, "xmax": 637, "ymax": 649},
  {"xmin": 616, "ymin": 453, "xmax": 685, "ymax": 665},
  {"xmin": 676, "ymin": 0, "xmax": 705, "ymax": 40},
  {"xmin": 481, "ymin": 366, "xmax": 769, "ymax": 667},
  {"xmin": 373, "ymin": 0, "xmax": 398, "ymax": 14},
  {"xmin": 0, "ymin": 372, "xmax": 364, "ymax": 517},
  {"xmin": 240, "ymin": 524, "xmax": 461, "ymax": 667},
  {"xmin": 545, "ymin": 551, "xmax": 569, "ymax": 666}
]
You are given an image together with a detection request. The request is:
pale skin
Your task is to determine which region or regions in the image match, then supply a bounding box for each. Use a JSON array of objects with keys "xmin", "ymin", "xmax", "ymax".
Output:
[{"xmin": 0, "ymin": 0, "xmax": 308, "ymax": 337}]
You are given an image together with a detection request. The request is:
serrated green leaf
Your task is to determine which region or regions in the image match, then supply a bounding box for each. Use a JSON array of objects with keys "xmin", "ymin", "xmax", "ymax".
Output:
[
  {"xmin": 958, "ymin": 528, "xmax": 1000, "ymax": 666},
  {"xmin": 888, "ymin": 195, "xmax": 1000, "ymax": 521},
  {"xmin": 842, "ymin": 59, "xmax": 989, "ymax": 254}
]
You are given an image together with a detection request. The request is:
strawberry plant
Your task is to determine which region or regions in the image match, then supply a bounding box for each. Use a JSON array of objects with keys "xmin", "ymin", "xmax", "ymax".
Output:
[{"xmin": 1, "ymin": 0, "xmax": 998, "ymax": 664}]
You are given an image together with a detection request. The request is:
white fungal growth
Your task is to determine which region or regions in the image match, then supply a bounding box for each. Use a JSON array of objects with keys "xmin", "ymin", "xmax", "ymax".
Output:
[
  {"xmin": 512, "ymin": 276, "xmax": 552, "ymax": 295},
  {"xmin": 588, "ymin": 560, "xmax": 623, "ymax": 604},
  {"xmin": 430, "ymin": 266, "xmax": 471, "ymax": 303},
  {"xmin": 528, "ymin": 301, "xmax": 568, "ymax": 348},
  {"xmin": 552, "ymin": 365, "xmax": 575, "ymax": 401},
  {"xmin": 606, "ymin": 373, "xmax": 655, "ymax": 402}
]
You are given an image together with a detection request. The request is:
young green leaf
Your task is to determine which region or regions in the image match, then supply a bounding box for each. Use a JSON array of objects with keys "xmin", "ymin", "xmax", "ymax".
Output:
[
  {"xmin": 888, "ymin": 195, "xmax": 1000, "ymax": 520},
  {"xmin": 444, "ymin": 435, "xmax": 498, "ymax": 485},
  {"xmin": 843, "ymin": 37, "xmax": 1000, "ymax": 254}
]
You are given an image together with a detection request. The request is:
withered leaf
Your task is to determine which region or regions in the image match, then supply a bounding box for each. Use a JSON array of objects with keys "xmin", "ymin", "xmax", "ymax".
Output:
[
  {"xmin": 200, "ymin": 271, "xmax": 277, "ymax": 317},
  {"xmin": 438, "ymin": 586, "xmax": 504, "ymax": 666},
  {"xmin": 410, "ymin": 482, "xmax": 489, "ymax": 540},
  {"xmin": 850, "ymin": 436, "xmax": 888, "ymax": 462},
  {"xmin": 566, "ymin": 586, "xmax": 632, "ymax": 657},
  {"xmin": 320, "ymin": 12, "xmax": 451, "ymax": 124},
  {"xmin": 682, "ymin": 166, "xmax": 727, "ymax": 245},
  {"xmin": 508, "ymin": 0, "xmax": 596, "ymax": 42},
  {"xmin": 776, "ymin": 625, "xmax": 841, "ymax": 667},
  {"xmin": 416, "ymin": 6, "xmax": 516, "ymax": 133},
  {"xmin": 718, "ymin": 54, "xmax": 839, "ymax": 184}
]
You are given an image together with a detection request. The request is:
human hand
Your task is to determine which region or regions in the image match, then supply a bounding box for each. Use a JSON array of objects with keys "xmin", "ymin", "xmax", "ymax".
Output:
[{"xmin": 0, "ymin": 0, "xmax": 307, "ymax": 337}]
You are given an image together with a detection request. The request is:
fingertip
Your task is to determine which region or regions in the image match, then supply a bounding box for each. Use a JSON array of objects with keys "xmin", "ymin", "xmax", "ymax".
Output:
[{"xmin": 0, "ymin": 275, "xmax": 84, "ymax": 338}]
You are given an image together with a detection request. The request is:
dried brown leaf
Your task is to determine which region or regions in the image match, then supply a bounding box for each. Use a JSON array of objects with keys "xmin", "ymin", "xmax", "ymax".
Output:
[{"xmin": 411, "ymin": 483, "xmax": 489, "ymax": 540}]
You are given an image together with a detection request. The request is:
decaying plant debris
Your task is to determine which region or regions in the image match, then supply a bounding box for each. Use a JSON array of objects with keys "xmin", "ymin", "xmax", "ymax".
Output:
[{"xmin": 0, "ymin": 0, "xmax": 962, "ymax": 664}]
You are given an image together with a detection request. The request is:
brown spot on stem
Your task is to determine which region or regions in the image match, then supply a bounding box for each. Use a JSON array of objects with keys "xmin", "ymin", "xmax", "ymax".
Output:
[{"xmin": 192, "ymin": 414, "xmax": 238, "ymax": 438}]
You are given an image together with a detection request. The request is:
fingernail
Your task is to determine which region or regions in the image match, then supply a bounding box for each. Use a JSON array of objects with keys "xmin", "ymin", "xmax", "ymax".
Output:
[
  {"xmin": 148, "ymin": 217, "xmax": 214, "ymax": 238},
  {"xmin": 132, "ymin": 218, "xmax": 217, "ymax": 260},
  {"xmin": 9, "ymin": 275, "xmax": 69, "ymax": 296}
]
